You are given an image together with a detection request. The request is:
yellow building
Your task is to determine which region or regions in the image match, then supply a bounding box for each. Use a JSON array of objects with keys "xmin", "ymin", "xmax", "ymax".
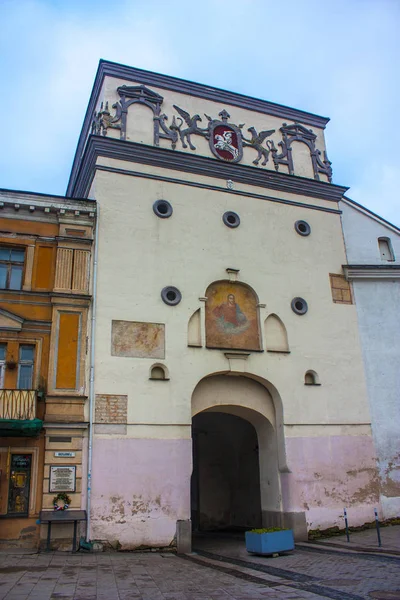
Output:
[{"xmin": 0, "ymin": 189, "xmax": 95, "ymax": 548}]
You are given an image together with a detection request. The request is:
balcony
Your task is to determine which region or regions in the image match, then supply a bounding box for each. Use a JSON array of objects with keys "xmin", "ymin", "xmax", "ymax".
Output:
[{"xmin": 0, "ymin": 390, "xmax": 43, "ymax": 436}]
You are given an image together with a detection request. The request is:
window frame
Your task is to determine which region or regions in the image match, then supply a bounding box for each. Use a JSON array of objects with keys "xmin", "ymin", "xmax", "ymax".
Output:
[
  {"xmin": 378, "ymin": 237, "xmax": 395, "ymax": 262},
  {"xmin": 0, "ymin": 246, "xmax": 26, "ymax": 291},
  {"xmin": 17, "ymin": 344, "xmax": 35, "ymax": 390}
]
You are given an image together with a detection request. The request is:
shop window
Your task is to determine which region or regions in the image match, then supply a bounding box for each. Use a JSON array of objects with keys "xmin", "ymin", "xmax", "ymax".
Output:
[
  {"xmin": 0, "ymin": 247, "xmax": 25, "ymax": 290},
  {"xmin": 0, "ymin": 344, "xmax": 6, "ymax": 388},
  {"xmin": 17, "ymin": 345, "xmax": 35, "ymax": 389},
  {"xmin": 378, "ymin": 237, "xmax": 395, "ymax": 261},
  {"xmin": 8, "ymin": 454, "xmax": 32, "ymax": 516}
]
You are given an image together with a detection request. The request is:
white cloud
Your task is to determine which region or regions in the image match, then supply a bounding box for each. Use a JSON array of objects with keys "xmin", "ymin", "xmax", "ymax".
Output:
[{"xmin": 0, "ymin": 0, "xmax": 398, "ymax": 230}]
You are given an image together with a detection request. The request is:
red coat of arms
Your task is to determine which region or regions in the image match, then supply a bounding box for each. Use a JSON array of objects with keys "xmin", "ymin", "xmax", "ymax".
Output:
[{"xmin": 208, "ymin": 110, "xmax": 243, "ymax": 163}]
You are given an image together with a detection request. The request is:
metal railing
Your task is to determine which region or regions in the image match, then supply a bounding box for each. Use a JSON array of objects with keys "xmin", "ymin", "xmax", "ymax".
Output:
[{"xmin": 0, "ymin": 389, "xmax": 37, "ymax": 420}]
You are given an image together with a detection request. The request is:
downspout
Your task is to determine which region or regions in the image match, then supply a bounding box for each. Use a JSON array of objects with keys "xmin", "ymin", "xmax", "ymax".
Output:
[{"xmin": 86, "ymin": 202, "xmax": 99, "ymax": 541}]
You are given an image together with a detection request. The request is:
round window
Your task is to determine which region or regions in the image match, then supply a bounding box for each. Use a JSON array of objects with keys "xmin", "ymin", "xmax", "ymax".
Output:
[
  {"xmin": 153, "ymin": 200, "xmax": 173, "ymax": 219},
  {"xmin": 295, "ymin": 220, "xmax": 311, "ymax": 236},
  {"xmin": 291, "ymin": 297, "xmax": 308, "ymax": 315},
  {"xmin": 161, "ymin": 286, "xmax": 182, "ymax": 306},
  {"xmin": 223, "ymin": 211, "xmax": 240, "ymax": 228}
]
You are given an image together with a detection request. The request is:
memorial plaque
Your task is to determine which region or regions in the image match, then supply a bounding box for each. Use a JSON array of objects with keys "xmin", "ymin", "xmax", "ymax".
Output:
[{"xmin": 49, "ymin": 466, "xmax": 76, "ymax": 492}]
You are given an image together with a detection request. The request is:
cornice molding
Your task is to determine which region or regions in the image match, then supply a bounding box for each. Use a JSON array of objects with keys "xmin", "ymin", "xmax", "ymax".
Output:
[
  {"xmin": 343, "ymin": 264, "xmax": 400, "ymax": 280},
  {"xmin": 0, "ymin": 190, "xmax": 96, "ymax": 216},
  {"xmin": 96, "ymin": 165, "xmax": 341, "ymax": 215},
  {"xmin": 67, "ymin": 60, "xmax": 330, "ymax": 196},
  {"xmin": 71, "ymin": 136, "xmax": 348, "ymax": 203},
  {"xmin": 100, "ymin": 61, "xmax": 330, "ymax": 127}
]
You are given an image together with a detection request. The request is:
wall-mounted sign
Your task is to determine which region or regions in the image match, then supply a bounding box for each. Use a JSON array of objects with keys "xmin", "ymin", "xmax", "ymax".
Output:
[
  {"xmin": 54, "ymin": 452, "xmax": 75, "ymax": 458},
  {"xmin": 49, "ymin": 466, "xmax": 76, "ymax": 493}
]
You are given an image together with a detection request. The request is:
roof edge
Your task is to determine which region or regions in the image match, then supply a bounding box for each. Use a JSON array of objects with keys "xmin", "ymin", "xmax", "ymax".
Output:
[
  {"xmin": 342, "ymin": 195, "xmax": 400, "ymax": 234},
  {"xmin": 98, "ymin": 59, "xmax": 330, "ymax": 126},
  {"xmin": 0, "ymin": 187, "xmax": 95, "ymax": 204},
  {"xmin": 67, "ymin": 59, "xmax": 331, "ymax": 196}
]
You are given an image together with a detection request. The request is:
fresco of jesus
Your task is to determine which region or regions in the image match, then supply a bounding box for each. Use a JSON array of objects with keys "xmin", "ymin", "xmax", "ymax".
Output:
[{"xmin": 213, "ymin": 293, "xmax": 249, "ymax": 334}]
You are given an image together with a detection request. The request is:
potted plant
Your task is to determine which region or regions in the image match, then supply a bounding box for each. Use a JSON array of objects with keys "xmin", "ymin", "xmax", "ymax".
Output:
[{"xmin": 245, "ymin": 527, "xmax": 295, "ymax": 555}]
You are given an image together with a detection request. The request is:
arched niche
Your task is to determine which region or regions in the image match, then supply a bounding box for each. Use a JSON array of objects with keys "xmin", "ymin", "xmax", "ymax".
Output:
[
  {"xmin": 304, "ymin": 370, "xmax": 320, "ymax": 386},
  {"xmin": 149, "ymin": 363, "xmax": 169, "ymax": 381},
  {"xmin": 205, "ymin": 281, "xmax": 261, "ymax": 351},
  {"xmin": 290, "ymin": 140, "xmax": 315, "ymax": 179},
  {"xmin": 265, "ymin": 314, "xmax": 289, "ymax": 353},
  {"xmin": 188, "ymin": 309, "xmax": 202, "ymax": 347},
  {"xmin": 126, "ymin": 102, "xmax": 155, "ymax": 145}
]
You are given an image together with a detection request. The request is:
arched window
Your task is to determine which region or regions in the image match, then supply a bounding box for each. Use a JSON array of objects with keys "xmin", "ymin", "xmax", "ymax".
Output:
[{"xmin": 378, "ymin": 237, "xmax": 395, "ymax": 261}]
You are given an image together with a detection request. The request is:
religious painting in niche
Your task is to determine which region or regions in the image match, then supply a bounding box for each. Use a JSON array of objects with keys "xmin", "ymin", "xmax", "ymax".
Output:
[
  {"xmin": 111, "ymin": 321, "xmax": 165, "ymax": 359},
  {"xmin": 205, "ymin": 282, "xmax": 261, "ymax": 351}
]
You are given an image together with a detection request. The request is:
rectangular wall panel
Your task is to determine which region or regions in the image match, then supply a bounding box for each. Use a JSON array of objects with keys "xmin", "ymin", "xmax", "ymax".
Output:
[
  {"xmin": 72, "ymin": 250, "xmax": 90, "ymax": 293},
  {"xmin": 34, "ymin": 246, "xmax": 55, "ymax": 290},
  {"xmin": 54, "ymin": 248, "xmax": 73, "ymax": 291},
  {"xmin": 55, "ymin": 312, "xmax": 80, "ymax": 389}
]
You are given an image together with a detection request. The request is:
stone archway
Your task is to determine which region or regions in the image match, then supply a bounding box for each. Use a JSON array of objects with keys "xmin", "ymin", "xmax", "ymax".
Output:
[{"xmin": 191, "ymin": 374, "xmax": 283, "ymax": 533}]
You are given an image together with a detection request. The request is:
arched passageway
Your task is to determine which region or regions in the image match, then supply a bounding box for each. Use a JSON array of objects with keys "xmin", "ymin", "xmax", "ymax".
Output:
[
  {"xmin": 191, "ymin": 374, "xmax": 283, "ymax": 535},
  {"xmin": 191, "ymin": 411, "xmax": 262, "ymax": 531}
]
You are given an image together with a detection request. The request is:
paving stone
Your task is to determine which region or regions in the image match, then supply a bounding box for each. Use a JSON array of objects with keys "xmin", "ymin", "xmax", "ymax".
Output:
[{"xmin": 0, "ymin": 536, "xmax": 400, "ymax": 600}]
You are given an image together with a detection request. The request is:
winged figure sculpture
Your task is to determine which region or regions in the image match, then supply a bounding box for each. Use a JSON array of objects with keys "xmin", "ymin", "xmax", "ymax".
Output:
[
  {"xmin": 242, "ymin": 127, "xmax": 276, "ymax": 166},
  {"xmin": 171, "ymin": 105, "xmax": 207, "ymax": 150}
]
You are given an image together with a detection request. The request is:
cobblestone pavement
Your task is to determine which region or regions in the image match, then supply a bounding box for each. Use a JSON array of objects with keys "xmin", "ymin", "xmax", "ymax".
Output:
[
  {"xmin": 312, "ymin": 524, "xmax": 400, "ymax": 554},
  {"xmin": 192, "ymin": 532, "xmax": 400, "ymax": 600},
  {"xmin": 0, "ymin": 539, "xmax": 398, "ymax": 600}
]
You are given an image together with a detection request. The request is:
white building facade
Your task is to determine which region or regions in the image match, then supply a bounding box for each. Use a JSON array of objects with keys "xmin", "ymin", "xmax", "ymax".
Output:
[
  {"xmin": 341, "ymin": 198, "xmax": 400, "ymax": 521},
  {"xmin": 67, "ymin": 61, "xmax": 382, "ymax": 550}
]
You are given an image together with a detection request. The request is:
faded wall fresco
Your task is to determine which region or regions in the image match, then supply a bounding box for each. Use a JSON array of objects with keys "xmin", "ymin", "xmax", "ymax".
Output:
[
  {"xmin": 205, "ymin": 282, "xmax": 261, "ymax": 351},
  {"xmin": 111, "ymin": 321, "xmax": 165, "ymax": 358}
]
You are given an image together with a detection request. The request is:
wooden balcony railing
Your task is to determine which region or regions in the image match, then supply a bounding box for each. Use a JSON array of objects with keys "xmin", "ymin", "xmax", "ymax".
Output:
[{"xmin": 0, "ymin": 390, "xmax": 37, "ymax": 420}]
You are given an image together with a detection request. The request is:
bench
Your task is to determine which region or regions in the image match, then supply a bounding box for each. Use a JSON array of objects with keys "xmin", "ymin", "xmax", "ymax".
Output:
[{"xmin": 39, "ymin": 510, "xmax": 87, "ymax": 552}]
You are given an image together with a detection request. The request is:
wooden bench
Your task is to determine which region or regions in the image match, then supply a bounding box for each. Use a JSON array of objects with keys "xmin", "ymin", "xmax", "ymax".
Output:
[{"xmin": 39, "ymin": 510, "xmax": 87, "ymax": 552}]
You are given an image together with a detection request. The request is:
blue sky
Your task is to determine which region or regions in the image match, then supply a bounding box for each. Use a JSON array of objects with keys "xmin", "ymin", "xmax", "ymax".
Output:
[{"xmin": 0, "ymin": 0, "xmax": 399, "ymax": 225}]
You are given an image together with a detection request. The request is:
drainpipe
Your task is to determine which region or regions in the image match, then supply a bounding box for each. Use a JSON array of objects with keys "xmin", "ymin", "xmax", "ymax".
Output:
[{"xmin": 86, "ymin": 202, "xmax": 99, "ymax": 541}]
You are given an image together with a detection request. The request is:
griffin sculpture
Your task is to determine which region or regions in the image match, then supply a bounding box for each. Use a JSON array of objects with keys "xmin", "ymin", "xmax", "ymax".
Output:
[
  {"xmin": 171, "ymin": 105, "xmax": 207, "ymax": 150},
  {"xmin": 241, "ymin": 127, "xmax": 276, "ymax": 166}
]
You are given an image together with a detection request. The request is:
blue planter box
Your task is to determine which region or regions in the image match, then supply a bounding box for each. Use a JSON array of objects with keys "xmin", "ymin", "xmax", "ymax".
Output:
[{"xmin": 245, "ymin": 530, "xmax": 295, "ymax": 555}]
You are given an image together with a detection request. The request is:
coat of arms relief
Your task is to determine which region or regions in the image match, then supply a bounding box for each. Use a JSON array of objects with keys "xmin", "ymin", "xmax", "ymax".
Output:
[{"xmin": 91, "ymin": 84, "xmax": 332, "ymax": 182}]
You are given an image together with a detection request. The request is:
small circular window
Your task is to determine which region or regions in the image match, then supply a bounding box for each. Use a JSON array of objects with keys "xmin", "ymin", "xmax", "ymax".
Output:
[
  {"xmin": 295, "ymin": 220, "xmax": 311, "ymax": 236},
  {"xmin": 223, "ymin": 211, "xmax": 240, "ymax": 228},
  {"xmin": 161, "ymin": 286, "xmax": 182, "ymax": 306},
  {"xmin": 153, "ymin": 200, "xmax": 173, "ymax": 219},
  {"xmin": 291, "ymin": 297, "xmax": 308, "ymax": 315}
]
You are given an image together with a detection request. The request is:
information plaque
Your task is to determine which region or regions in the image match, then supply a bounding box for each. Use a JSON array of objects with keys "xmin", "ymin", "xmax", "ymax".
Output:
[{"xmin": 49, "ymin": 466, "xmax": 76, "ymax": 493}]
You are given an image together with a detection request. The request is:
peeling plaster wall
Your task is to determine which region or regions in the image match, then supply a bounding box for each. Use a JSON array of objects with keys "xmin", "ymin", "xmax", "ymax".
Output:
[
  {"xmin": 341, "ymin": 202, "xmax": 400, "ymax": 519},
  {"xmin": 285, "ymin": 431, "xmax": 380, "ymax": 529},
  {"xmin": 91, "ymin": 438, "xmax": 191, "ymax": 549}
]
